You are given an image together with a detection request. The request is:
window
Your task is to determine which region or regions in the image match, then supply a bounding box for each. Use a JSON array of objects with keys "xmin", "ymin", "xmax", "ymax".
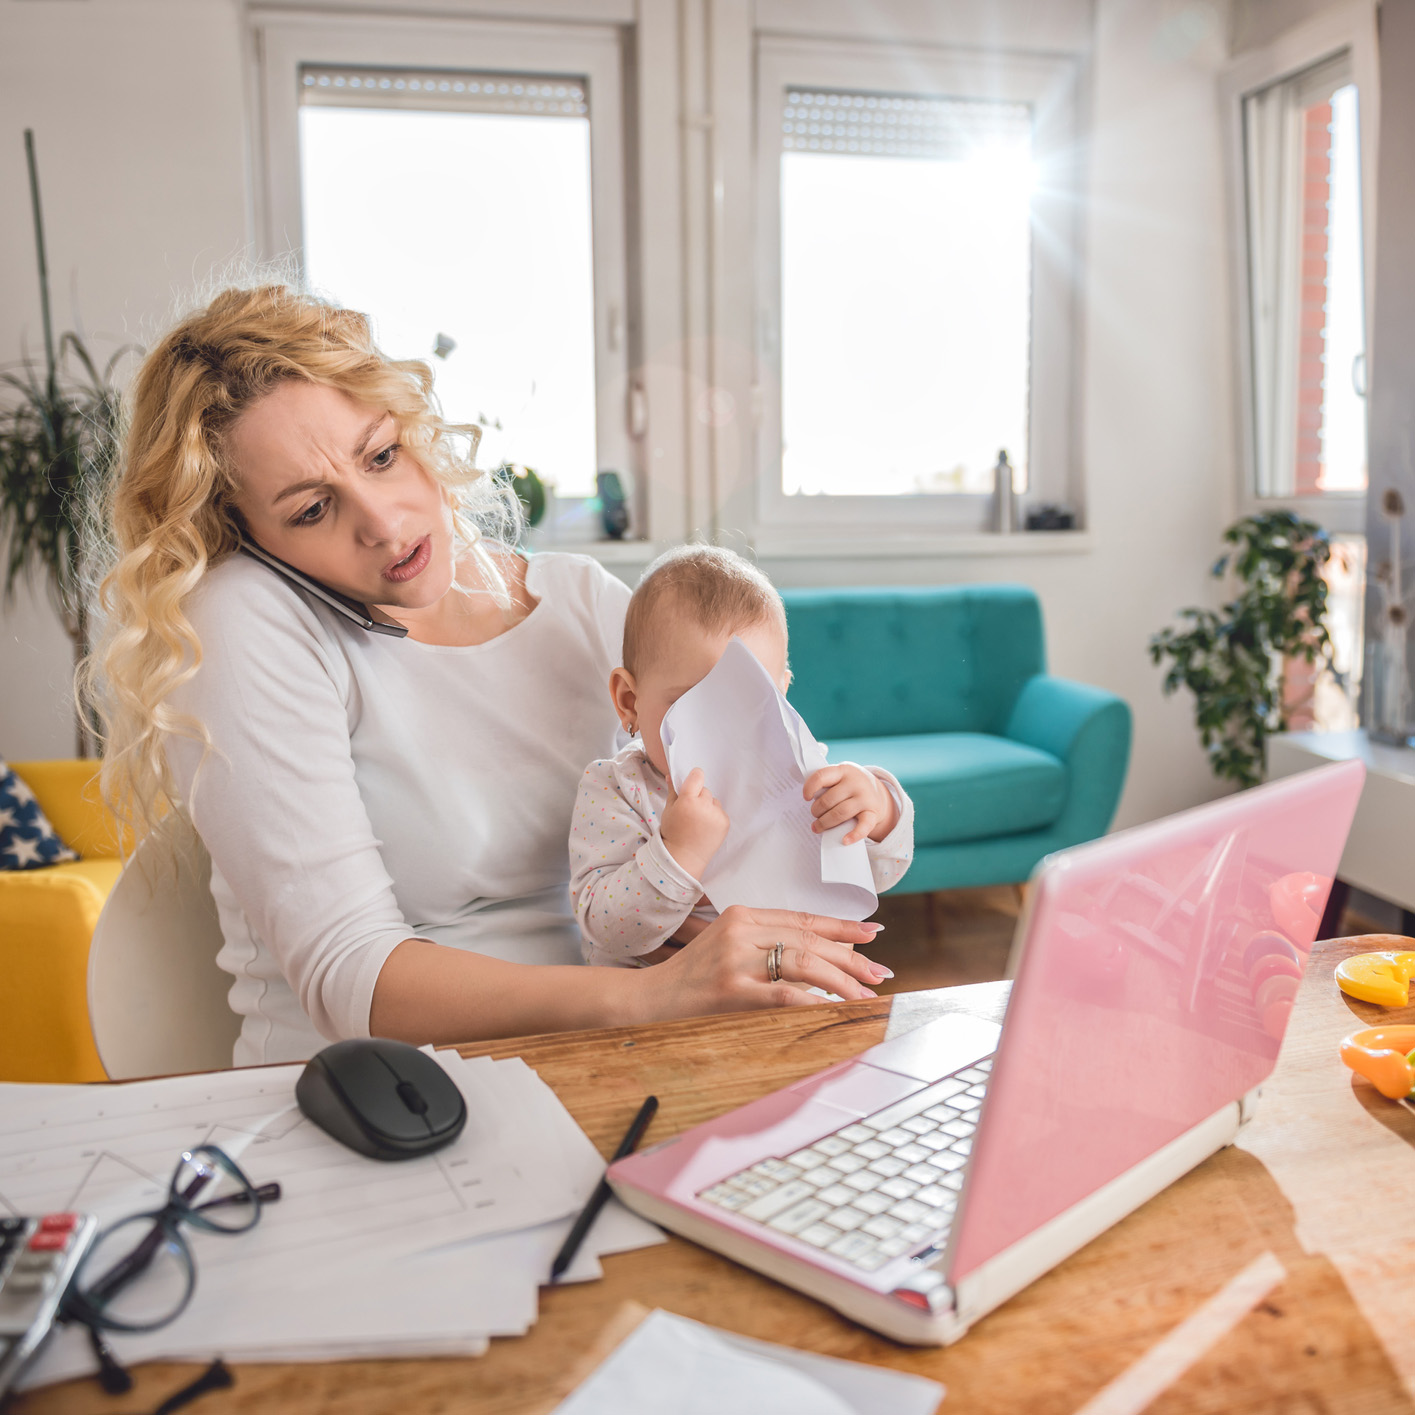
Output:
[
  {"xmin": 778, "ymin": 91, "xmax": 1033, "ymax": 498},
  {"xmin": 756, "ymin": 40, "xmax": 1083, "ymax": 537},
  {"xmin": 300, "ymin": 68, "xmax": 599, "ymax": 495},
  {"xmin": 254, "ymin": 18, "xmax": 629, "ymax": 517},
  {"xmin": 1222, "ymin": 4, "xmax": 1378, "ymax": 532},
  {"xmin": 1243, "ymin": 56, "xmax": 1367, "ymax": 500}
]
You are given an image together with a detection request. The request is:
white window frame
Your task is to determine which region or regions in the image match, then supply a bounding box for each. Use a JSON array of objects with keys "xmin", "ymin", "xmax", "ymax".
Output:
[
  {"xmin": 250, "ymin": 12, "xmax": 633, "ymax": 532},
  {"xmin": 754, "ymin": 36, "xmax": 1086, "ymax": 540},
  {"xmin": 1220, "ymin": 0, "xmax": 1379, "ymax": 536}
]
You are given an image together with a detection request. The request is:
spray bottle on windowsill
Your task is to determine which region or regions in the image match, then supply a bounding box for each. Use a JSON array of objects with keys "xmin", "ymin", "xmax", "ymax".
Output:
[{"xmin": 991, "ymin": 449, "xmax": 1017, "ymax": 535}]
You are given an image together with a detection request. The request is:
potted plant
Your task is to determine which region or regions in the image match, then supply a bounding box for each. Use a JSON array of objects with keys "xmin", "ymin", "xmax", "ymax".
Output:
[
  {"xmin": 1150, "ymin": 510, "xmax": 1336, "ymax": 789},
  {"xmin": 0, "ymin": 131, "xmax": 130, "ymax": 755}
]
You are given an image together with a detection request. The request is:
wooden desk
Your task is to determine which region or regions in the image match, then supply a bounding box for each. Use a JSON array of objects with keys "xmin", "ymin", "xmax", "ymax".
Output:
[{"xmin": 18, "ymin": 938, "xmax": 1415, "ymax": 1414}]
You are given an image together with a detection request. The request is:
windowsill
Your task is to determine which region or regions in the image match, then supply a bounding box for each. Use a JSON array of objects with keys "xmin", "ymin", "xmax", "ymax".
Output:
[
  {"xmin": 526, "ymin": 531, "xmax": 1094, "ymax": 563},
  {"xmin": 752, "ymin": 530, "xmax": 1094, "ymax": 559},
  {"xmin": 528, "ymin": 535, "xmax": 661, "ymax": 566},
  {"xmin": 1239, "ymin": 494, "xmax": 1365, "ymax": 536}
]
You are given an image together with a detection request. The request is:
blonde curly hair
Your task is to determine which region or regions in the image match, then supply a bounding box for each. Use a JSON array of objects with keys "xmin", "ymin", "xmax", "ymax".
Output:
[{"xmin": 83, "ymin": 283, "xmax": 520, "ymax": 850}]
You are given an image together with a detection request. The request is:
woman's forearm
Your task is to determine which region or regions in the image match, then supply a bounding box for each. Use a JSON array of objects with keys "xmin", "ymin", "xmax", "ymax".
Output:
[
  {"xmin": 368, "ymin": 908, "xmax": 887, "ymax": 1048},
  {"xmin": 369, "ymin": 938, "xmax": 653, "ymax": 1044}
]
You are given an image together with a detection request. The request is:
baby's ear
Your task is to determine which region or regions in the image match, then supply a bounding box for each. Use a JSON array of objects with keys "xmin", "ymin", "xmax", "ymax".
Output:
[{"xmin": 609, "ymin": 666, "xmax": 638, "ymax": 727}]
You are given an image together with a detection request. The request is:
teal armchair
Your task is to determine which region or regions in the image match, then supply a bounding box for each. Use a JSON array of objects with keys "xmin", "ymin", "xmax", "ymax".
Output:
[{"xmin": 781, "ymin": 585, "xmax": 1132, "ymax": 892}]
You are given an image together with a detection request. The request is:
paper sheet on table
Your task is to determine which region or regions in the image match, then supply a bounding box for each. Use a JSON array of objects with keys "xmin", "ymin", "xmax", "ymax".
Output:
[
  {"xmin": 9, "ymin": 1050, "xmax": 662, "ymax": 1386},
  {"xmin": 552, "ymin": 1309, "xmax": 944, "ymax": 1415},
  {"xmin": 660, "ymin": 637, "xmax": 876, "ymax": 918}
]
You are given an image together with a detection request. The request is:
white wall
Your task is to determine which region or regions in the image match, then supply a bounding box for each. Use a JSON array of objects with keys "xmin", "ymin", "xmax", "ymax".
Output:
[
  {"xmin": 0, "ymin": 0, "xmax": 1240, "ymax": 832},
  {"xmin": 1232, "ymin": 0, "xmax": 1352, "ymax": 50},
  {"xmin": 0, "ymin": 0, "xmax": 249, "ymax": 758},
  {"xmin": 1364, "ymin": 0, "xmax": 1415, "ymax": 717}
]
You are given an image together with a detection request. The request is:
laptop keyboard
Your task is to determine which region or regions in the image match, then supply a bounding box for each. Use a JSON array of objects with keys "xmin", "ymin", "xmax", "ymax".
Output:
[{"xmin": 697, "ymin": 1058, "xmax": 992, "ymax": 1273}]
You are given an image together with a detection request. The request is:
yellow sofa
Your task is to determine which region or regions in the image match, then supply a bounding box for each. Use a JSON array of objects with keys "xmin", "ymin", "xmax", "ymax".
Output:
[{"xmin": 1, "ymin": 760, "xmax": 122, "ymax": 1082}]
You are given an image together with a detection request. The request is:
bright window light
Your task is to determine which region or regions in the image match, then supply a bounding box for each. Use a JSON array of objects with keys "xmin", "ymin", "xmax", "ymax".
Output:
[
  {"xmin": 300, "ymin": 103, "xmax": 599, "ymax": 496},
  {"xmin": 1320, "ymin": 84, "xmax": 1365, "ymax": 492},
  {"xmin": 779, "ymin": 95, "xmax": 1033, "ymax": 498}
]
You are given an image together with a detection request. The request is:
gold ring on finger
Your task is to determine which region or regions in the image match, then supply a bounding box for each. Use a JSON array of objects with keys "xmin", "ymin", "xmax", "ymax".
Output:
[{"xmin": 767, "ymin": 942, "xmax": 785, "ymax": 985}]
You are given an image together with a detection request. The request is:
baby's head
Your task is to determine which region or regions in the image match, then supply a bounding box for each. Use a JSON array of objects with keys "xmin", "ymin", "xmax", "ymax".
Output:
[{"xmin": 611, "ymin": 545, "xmax": 789, "ymax": 777}]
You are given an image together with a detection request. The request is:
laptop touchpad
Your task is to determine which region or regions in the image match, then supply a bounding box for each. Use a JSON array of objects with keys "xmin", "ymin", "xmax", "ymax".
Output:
[{"xmin": 860, "ymin": 1014, "xmax": 1002, "ymax": 1083}]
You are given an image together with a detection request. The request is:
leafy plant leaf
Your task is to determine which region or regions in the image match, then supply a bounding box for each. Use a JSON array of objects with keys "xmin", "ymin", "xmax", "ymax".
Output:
[{"xmin": 1149, "ymin": 510, "xmax": 1333, "ymax": 789}]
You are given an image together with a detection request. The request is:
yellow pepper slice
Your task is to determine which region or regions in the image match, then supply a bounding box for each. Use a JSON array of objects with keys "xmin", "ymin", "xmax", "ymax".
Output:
[
  {"xmin": 1334, "ymin": 951, "xmax": 1415, "ymax": 1007},
  {"xmin": 1340, "ymin": 1025, "xmax": 1415, "ymax": 1099}
]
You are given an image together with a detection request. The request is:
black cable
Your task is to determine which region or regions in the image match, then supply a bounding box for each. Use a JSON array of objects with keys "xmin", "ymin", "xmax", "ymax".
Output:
[{"xmin": 149, "ymin": 1359, "xmax": 232, "ymax": 1415}]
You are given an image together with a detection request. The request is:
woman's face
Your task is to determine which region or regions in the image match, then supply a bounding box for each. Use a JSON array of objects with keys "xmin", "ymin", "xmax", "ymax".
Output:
[{"xmin": 228, "ymin": 380, "xmax": 456, "ymax": 611}]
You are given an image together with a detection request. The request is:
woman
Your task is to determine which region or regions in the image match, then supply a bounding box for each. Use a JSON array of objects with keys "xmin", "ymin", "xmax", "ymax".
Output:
[{"xmin": 91, "ymin": 285, "xmax": 887, "ymax": 1064}]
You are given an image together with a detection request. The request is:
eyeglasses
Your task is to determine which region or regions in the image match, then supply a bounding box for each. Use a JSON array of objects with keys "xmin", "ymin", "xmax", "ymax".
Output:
[{"xmin": 61, "ymin": 1144, "xmax": 280, "ymax": 1395}]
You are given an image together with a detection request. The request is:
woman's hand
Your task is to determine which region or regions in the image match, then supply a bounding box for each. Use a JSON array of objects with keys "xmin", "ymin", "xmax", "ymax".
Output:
[
  {"xmin": 804, "ymin": 763, "xmax": 900, "ymax": 844},
  {"xmin": 636, "ymin": 905, "xmax": 892, "ymax": 1019},
  {"xmin": 660, "ymin": 767, "xmax": 730, "ymax": 879}
]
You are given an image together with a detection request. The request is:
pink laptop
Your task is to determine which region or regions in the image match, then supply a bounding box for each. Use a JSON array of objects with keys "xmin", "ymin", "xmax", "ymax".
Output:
[{"xmin": 608, "ymin": 761, "xmax": 1365, "ymax": 1343}]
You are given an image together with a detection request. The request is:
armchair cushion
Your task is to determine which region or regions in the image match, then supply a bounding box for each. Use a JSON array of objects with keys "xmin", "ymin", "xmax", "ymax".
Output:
[
  {"xmin": 0, "ymin": 757, "xmax": 78, "ymax": 869},
  {"xmin": 0, "ymin": 858, "xmax": 119, "ymax": 1081},
  {"xmin": 823, "ymin": 733, "xmax": 1067, "ymax": 847}
]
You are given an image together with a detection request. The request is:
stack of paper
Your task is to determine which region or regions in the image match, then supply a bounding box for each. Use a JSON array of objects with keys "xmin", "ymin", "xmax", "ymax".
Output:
[{"xmin": 0, "ymin": 1049, "xmax": 663, "ymax": 1389}]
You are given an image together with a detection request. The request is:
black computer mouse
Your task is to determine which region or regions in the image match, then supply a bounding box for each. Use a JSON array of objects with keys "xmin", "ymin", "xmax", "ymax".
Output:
[{"xmin": 295, "ymin": 1038, "xmax": 467, "ymax": 1160}]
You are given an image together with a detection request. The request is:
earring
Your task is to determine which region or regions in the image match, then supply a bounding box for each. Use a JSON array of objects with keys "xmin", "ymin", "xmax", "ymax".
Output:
[{"xmin": 626, "ymin": 719, "xmax": 638, "ymax": 734}]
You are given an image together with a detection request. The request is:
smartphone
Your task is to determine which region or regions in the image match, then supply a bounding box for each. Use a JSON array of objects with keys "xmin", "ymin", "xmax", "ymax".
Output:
[{"xmin": 238, "ymin": 536, "xmax": 409, "ymax": 638}]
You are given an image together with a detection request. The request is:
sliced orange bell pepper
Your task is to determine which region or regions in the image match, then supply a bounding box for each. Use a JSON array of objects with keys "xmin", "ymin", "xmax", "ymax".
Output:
[
  {"xmin": 1340, "ymin": 1026, "xmax": 1415, "ymax": 1099},
  {"xmin": 1335, "ymin": 951, "xmax": 1415, "ymax": 1007}
]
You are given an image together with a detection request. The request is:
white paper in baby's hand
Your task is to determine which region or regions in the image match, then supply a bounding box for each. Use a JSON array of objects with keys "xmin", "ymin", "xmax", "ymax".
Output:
[{"xmin": 659, "ymin": 637, "xmax": 877, "ymax": 919}]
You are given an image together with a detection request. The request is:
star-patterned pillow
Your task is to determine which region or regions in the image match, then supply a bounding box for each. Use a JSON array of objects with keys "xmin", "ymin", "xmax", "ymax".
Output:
[{"xmin": 0, "ymin": 759, "xmax": 79, "ymax": 870}]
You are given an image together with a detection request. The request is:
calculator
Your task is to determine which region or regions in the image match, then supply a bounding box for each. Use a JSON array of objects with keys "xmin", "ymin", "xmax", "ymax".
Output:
[{"xmin": 0, "ymin": 1213, "xmax": 98, "ymax": 1399}]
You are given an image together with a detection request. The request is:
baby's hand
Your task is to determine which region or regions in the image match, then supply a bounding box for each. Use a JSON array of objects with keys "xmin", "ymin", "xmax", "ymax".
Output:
[
  {"xmin": 804, "ymin": 763, "xmax": 900, "ymax": 845},
  {"xmin": 661, "ymin": 768, "xmax": 730, "ymax": 880}
]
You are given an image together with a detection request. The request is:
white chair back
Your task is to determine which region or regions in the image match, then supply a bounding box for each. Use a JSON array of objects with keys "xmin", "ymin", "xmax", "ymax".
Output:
[{"xmin": 87, "ymin": 819, "xmax": 240, "ymax": 1079}]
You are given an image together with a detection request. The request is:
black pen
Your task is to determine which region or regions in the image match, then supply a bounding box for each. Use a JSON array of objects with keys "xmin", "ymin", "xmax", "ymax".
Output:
[{"xmin": 550, "ymin": 1095, "xmax": 659, "ymax": 1283}]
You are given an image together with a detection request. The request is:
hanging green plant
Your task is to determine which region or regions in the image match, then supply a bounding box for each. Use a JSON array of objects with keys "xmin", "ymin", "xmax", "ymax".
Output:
[
  {"xmin": 0, "ymin": 131, "xmax": 131, "ymax": 756},
  {"xmin": 1149, "ymin": 510, "xmax": 1334, "ymax": 790}
]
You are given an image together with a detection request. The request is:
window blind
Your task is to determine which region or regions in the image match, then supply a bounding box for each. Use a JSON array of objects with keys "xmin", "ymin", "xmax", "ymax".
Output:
[
  {"xmin": 299, "ymin": 65, "xmax": 587, "ymax": 117},
  {"xmin": 782, "ymin": 89, "xmax": 1029, "ymax": 160}
]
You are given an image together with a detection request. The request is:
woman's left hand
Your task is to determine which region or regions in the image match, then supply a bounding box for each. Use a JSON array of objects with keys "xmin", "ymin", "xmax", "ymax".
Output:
[{"xmin": 804, "ymin": 762, "xmax": 900, "ymax": 844}]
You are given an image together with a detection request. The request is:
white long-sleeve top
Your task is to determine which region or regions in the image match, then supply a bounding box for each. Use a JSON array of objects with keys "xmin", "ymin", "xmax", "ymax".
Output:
[
  {"xmin": 570, "ymin": 743, "xmax": 915, "ymax": 965},
  {"xmin": 166, "ymin": 550, "xmax": 630, "ymax": 1066}
]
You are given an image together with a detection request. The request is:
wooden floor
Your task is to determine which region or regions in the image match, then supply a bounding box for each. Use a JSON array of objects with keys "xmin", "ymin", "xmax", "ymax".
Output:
[
  {"xmin": 867, "ymin": 886, "xmax": 1021, "ymax": 994},
  {"xmin": 867, "ymin": 888, "xmax": 1385, "ymax": 996}
]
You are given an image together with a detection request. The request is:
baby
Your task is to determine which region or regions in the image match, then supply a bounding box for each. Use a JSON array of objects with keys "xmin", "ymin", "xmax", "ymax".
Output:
[{"xmin": 569, "ymin": 545, "xmax": 914, "ymax": 966}]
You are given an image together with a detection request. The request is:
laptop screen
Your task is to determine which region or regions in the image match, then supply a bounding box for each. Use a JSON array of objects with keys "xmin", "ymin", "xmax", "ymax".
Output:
[{"xmin": 948, "ymin": 760, "xmax": 1364, "ymax": 1281}]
